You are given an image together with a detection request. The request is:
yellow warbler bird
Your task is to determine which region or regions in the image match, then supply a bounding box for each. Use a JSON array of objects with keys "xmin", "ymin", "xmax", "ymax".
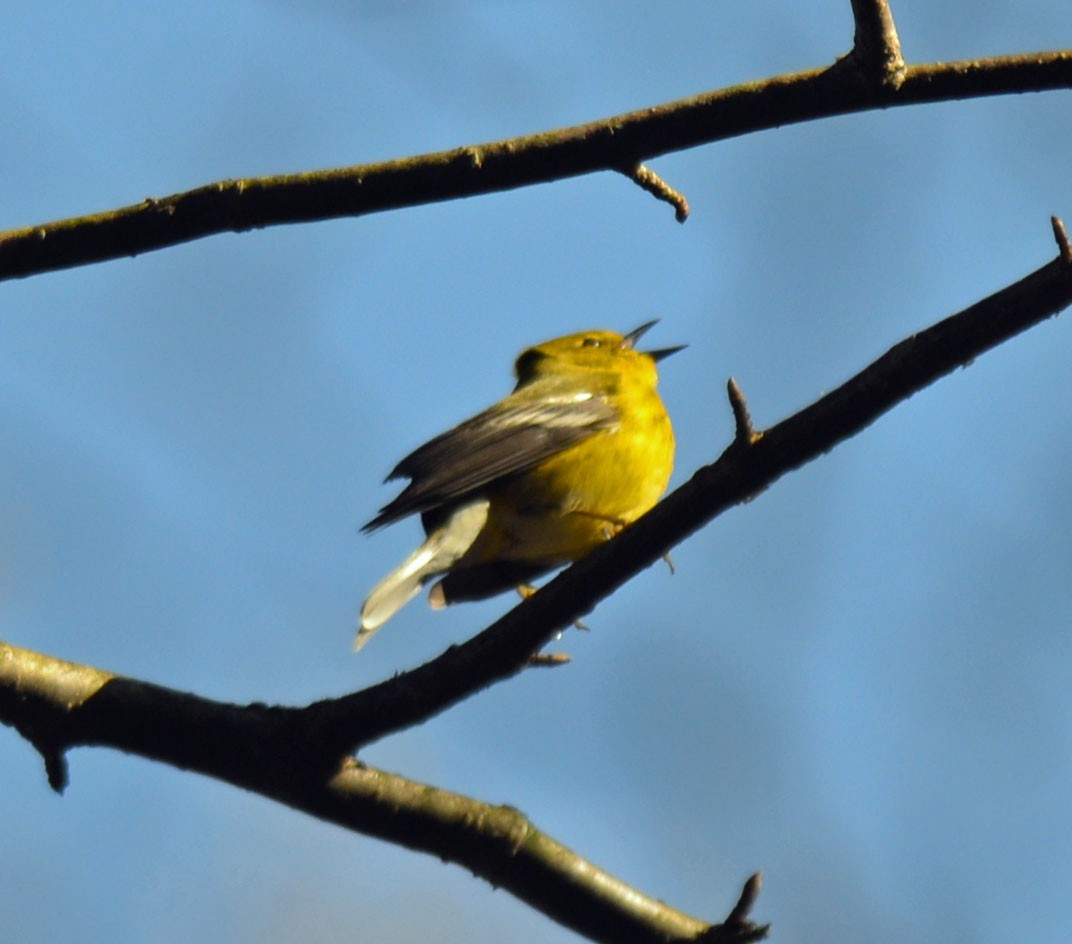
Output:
[{"xmin": 357, "ymin": 321, "xmax": 682, "ymax": 650}]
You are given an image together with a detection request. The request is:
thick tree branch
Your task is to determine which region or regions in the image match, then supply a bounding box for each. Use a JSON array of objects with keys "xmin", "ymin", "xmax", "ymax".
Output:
[
  {"xmin": 2, "ymin": 219, "xmax": 1069, "ymax": 942},
  {"xmin": 0, "ymin": 641, "xmax": 765, "ymax": 944},
  {"xmin": 1, "ymin": 49, "xmax": 1069, "ymax": 281}
]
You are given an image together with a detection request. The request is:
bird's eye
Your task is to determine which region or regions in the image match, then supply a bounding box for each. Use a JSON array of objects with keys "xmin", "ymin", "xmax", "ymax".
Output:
[{"xmin": 581, "ymin": 337, "xmax": 602, "ymax": 348}]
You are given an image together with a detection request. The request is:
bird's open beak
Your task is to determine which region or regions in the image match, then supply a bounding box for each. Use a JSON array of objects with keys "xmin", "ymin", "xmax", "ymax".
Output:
[{"xmin": 623, "ymin": 320, "xmax": 686, "ymax": 362}]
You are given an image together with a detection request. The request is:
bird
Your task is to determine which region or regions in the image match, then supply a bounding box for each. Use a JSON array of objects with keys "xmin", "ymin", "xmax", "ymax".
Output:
[{"xmin": 356, "ymin": 321, "xmax": 683, "ymax": 650}]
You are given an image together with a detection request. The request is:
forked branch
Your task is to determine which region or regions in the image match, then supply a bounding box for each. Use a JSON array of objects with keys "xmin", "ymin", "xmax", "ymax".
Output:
[{"xmin": 3, "ymin": 218, "xmax": 1070, "ymax": 943}]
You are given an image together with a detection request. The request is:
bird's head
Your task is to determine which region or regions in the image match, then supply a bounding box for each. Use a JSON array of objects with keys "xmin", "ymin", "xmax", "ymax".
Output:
[{"xmin": 514, "ymin": 320, "xmax": 685, "ymax": 385}]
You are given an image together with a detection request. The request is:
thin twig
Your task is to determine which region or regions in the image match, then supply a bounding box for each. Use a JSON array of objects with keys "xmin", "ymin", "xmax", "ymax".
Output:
[
  {"xmin": 726, "ymin": 872, "xmax": 764, "ymax": 927},
  {"xmin": 625, "ymin": 164, "xmax": 690, "ymax": 221},
  {"xmin": 727, "ymin": 378, "xmax": 758, "ymax": 445},
  {"xmin": 848, "ymin": 0, "xmax": 906, "ymax": 87},
  {"xmin": 1051, "ymin": 214, "xmax": 1071, "ymax": 261}
]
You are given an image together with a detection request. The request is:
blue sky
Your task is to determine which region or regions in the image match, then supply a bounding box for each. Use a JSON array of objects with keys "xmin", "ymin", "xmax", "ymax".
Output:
[{"xmin": 2, "ymin": 3, "xmax": 1071, "ymax": 942}]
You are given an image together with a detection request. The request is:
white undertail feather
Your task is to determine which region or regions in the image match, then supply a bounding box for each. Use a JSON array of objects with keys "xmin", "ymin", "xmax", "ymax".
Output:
[{"xmin": 355, "ymin": 498, "xmax": 490, "ymax": 650}]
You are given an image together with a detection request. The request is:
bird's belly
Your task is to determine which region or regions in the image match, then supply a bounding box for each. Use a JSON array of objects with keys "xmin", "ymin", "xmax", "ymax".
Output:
[{"xmin": 468, "ymin": 421, "xmax": 674, "ymax": 566}]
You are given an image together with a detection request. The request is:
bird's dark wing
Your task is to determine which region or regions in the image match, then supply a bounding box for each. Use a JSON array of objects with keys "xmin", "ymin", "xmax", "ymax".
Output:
[{"xmin": 363, "ymin": 392, "xmax": 616, "ymax": 530}]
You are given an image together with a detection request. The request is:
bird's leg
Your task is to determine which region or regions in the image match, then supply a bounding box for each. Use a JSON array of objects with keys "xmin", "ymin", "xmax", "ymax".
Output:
[
  {"xmin": 527, "ymin": 651, "xmax": 572, "ymax": 668},
  {"xmin": 512, "ymin": 584, "xmax": 577, "ymax": 654},
  {"xmin": 572, "ymin": 509, "xmax": 674, "ymax": 572},
  {"xmin": 570, "ymin": 509, "xmax": 627, "ymax": 541}
]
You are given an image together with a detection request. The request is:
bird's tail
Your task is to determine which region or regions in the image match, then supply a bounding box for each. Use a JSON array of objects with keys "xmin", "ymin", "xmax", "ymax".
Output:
[{"xmin": 356, "ymin": 498, "xmax": 489, "ymax": 651}]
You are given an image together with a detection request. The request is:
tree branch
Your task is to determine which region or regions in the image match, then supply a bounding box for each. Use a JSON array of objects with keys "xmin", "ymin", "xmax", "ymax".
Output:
[
  {"xmin": 0, "ymin": 640, "xmax": 765, "ymax": 944},
  {"xmin": 1, "ymin": 49, "xmax": 1069, "ymax": 282},
  {"xmin": 308, "ymin": 216, "xmax": 1072, "ymax": 752},
  {"xmin": 3, "ymin": 217, "xmax": 1069, "ymax": 941}
]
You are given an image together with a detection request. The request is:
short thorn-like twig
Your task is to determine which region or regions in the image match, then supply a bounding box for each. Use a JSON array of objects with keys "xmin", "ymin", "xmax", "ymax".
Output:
[
  {"xmin": 624, "ymin": 164, "xmax": 690, "ymax": 222},
  {"xmin": 726, "ymin": 872, "xmax": 763, "ymax": 927},
  {"xmin": 698, "ymin": 871, "xmax": 769, "ymax": 942},
  {"xmin": 727, "ymin": 378, "xmax": 758, "ymax": 445},
  {"xmin": 44, "ymin": 748, "xmax": 69, "ymax": 794},
  {"xmin": 1051, "ymin": 215, "xmax": 1071, "ymax": 262}
]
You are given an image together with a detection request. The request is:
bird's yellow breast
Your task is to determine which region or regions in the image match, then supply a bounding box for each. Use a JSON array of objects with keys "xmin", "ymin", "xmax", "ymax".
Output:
[{"xmin": 458, "ymin": 381, "xmax": 675, "ymax": 567}]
